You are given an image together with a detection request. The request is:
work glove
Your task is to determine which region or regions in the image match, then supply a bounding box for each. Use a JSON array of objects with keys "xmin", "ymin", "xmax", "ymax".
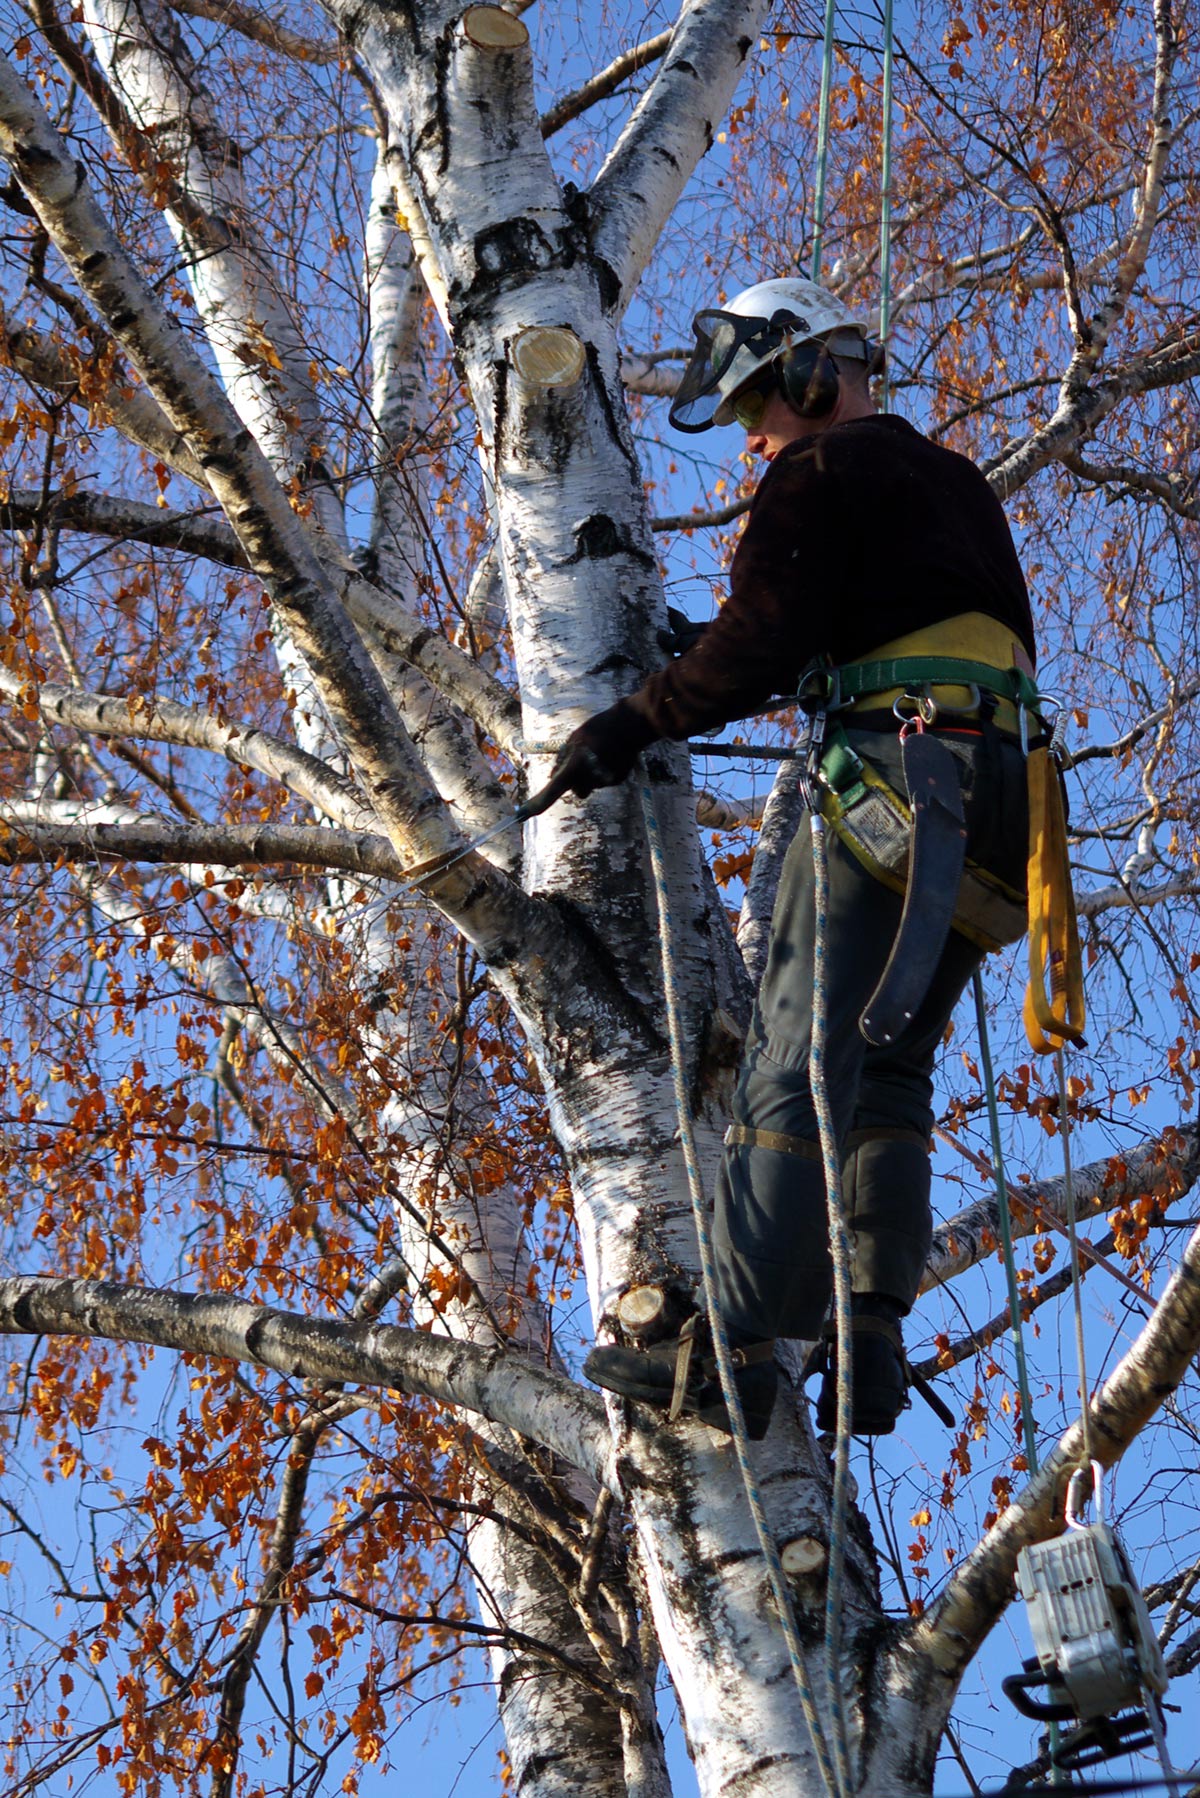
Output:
[
  {"xmin": 656, "ymin": 606, "xmax": 709, "ymax": 658},
  {"xmin": 553, "ymin": 703, "xmax": 652, "ymax": 798}
]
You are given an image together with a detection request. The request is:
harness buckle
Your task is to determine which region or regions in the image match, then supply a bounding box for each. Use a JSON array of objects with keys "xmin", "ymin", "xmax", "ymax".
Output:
[{"xmin": 797, "ymin": 661, "xmax": 843, "ymax": 714}]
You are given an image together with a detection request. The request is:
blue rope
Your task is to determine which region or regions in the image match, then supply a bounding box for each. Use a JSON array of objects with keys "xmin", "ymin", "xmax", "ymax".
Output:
[
  {"xmin": 640, "ymin": 775, "xmax": 841, "ymax": 1797},
  {"xmin": 809, "ymin": 813, "xmax": 856, "ymax": 1796}
]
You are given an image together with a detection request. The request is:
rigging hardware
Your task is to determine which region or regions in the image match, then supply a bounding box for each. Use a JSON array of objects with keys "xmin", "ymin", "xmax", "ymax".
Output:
[{"xmin": 1005, "ymin": 1464, "xmax": 1179, "ymax": 1793}]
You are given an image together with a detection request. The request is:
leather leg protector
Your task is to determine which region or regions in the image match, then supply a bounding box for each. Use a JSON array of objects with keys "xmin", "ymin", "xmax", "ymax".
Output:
[
  {"xmin": 841, "ymin": 1126, "xmax": 932, "ymax": 1312},
  {"xmin": 714, "ymin": 1130, "xmax": 834, "ymax": 1342}
]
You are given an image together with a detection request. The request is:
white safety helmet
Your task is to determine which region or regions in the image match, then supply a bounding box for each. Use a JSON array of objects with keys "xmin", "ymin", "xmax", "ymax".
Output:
[{"xmin": 669, "ymin": 276, "xmax": 876, "ymax": 433}]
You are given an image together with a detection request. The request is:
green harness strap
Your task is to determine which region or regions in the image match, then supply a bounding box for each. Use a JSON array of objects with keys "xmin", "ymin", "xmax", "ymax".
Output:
[{"xmin": 832, "ymin": 654, "xmax": 1041, "ymax": 712}]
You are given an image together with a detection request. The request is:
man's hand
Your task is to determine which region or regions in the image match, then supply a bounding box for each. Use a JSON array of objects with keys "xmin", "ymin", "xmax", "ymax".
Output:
[
  {"xmin": 552, "ymin": 703, "xmax": 653, "ymax": 798},
  {"xmin": 656, "ymin": 606, "xmax": 709, "ymax": 657},
  {"xmin": 552, "ymin": 740, "xmax": 629, "ymax": 799}
]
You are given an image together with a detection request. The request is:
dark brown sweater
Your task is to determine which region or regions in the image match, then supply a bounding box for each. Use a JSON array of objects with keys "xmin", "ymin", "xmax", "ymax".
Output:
[{"xmin": 580, "ymin": 414, "xmax": 1034, "ymax": 764}]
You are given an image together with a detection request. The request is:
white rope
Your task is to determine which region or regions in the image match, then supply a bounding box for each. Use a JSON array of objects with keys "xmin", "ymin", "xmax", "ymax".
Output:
[
  {"xmin": 639, "ymin": 774, "xmax": 841, "ymax": 1798},
  {"xmin": 809, "ymin": 812, "xmax": 856, "ymax": 1797}
]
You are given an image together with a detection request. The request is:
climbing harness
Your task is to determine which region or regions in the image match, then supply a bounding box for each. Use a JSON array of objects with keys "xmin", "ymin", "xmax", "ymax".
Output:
[
  {"xmin": 795, "ymin": 611, "xmax": 1056, "ymax": 1019},
  {"xmin": 1004, "ymin": 1465, "xmax": 1179, "ymax": 1792}
]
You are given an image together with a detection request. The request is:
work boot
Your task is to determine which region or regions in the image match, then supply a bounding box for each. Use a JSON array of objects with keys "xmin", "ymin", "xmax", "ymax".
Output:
[
  {"xmin": 813, "ymin": 1294, "xmax": 908, "ymax": 1436},
  {"xmin": 584, "ymin": 1315, "xmax": 778, "ymax": 1441}
]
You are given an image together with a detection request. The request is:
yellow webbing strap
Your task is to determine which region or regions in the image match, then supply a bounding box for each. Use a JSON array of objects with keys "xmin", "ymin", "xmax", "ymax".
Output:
[{"xmin": 1023, "ymin": 745, "xmax": 1085, "ymax": 1053}]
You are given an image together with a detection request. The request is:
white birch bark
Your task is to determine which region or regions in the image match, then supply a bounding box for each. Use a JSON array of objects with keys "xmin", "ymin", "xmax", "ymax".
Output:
[{"xmin": 81, "ymin": 0, "xmax": 345, "ymax": 535}]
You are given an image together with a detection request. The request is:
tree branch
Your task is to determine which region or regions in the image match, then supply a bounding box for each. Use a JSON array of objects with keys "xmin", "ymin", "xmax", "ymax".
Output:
[
  {"xmin": 1059, "ymin": 0, "xmax": 1177, "ymax": 394},
  {"xmin": 166, "ymin": 0, "xmax": 342, "ymax": 63},
  {"xmin": 986, "ymin": 329, "xmax": 1200, "ymax": 499},
  {"xmin": 0, "ymin": 485, "xmax": 244, "ymax": 564},
  {"xmin": 648, "ymin": 496, "xmax": 751, "ymax": 533},
  {"xmin": 909, "ymin": 1226, "xmax": 1119, "ymax": 1383},
  {"xmin": 1, "ymin": 669, "xmax": 375, "ymax": 830},
  {"xmin": 922, "ymin": 1124, "xmax": 1200, "ymax": 1293},
  {"xmin": 588, "ymin": 0, "xmax": 769, "ymax": 311},
  {"xmin": 540, "ymin": 30, "xmax": 671, "ymax": 139},
  {"xmin": 1061, "ymin": 448, "xmax": 1198, "ymax": 520},
  {"xmin": 0, "ymin": 298, "xmax": 207, "ymax": 485},
  {"xmin": 0, "ymin": 813, "xmax": 407, "ymax": 880},
  {"xmin": 0, "ymin": 1275, "xmax": 613, "ymax": 1484},
  {"xmin": 0, "ymin": 487, "xmax": 526, "ymax": 762},
  {"xmin": 0, "ymin": 59, "xmax": 542, "ymax": 949}
]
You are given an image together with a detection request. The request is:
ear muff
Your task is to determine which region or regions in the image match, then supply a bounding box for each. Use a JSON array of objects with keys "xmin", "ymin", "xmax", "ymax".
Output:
[{"xmin": 776, "ymin": 339, "xmax": 841, "ymax": 417}]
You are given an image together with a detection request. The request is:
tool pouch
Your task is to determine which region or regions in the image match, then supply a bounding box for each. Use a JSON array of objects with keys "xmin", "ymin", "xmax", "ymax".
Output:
[{"xmin": 818, "ymin": 726, "xmax": 1028, "ymax": 953}]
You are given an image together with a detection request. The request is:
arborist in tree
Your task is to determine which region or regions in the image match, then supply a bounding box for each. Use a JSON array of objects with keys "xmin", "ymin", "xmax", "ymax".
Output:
[{"xmin": 553, "ymin": 276, "xmax": 1040, "ymax": 1441}]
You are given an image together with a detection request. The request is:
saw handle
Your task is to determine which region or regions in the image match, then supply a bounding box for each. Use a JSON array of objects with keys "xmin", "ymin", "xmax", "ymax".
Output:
[
  {"xmin": 1002, "ymin": 1665, "xmax": 1074, "ymax": 1724},
  {"xmin": 514, "ymin": 766, "xmax": 576, "ymax": 822}
]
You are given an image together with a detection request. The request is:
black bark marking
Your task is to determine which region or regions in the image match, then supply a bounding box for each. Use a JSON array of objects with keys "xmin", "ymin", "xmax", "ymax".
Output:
[
  {"xmin": 244, "ymin": 1309, "xmax": 270, "ymax": 1361},
  {"xmin": 492, "ymin": 355, "xmax": 509, "ymax": 472},
  {"xmin": 562, "ymin": 514, "xmax": 652, "ymax": 570},
  {"xmin": 474, "ymin": 215, "xmax": 569, "ymax": 283},
  {"xmin": 668, "ymin": 58, "xmax": 698, "ymax": 78},
  {"xmin": 584, "ymin": 340, "xmax": 639, "ymax": 477},
  {"xmin": 9, "ymin": 1288, "xmax": 38, "ymax": 1334},
  {"xmin": 593, "ymin": 254, "xmax": 621, "ymax": 312},
  {"xmin": 434, "ymin": 23, "xmax": 454, "ymax": 176},
  {"xmin": 719, "ymin": 1754, "xmax": 813, "ymax": 1794}
]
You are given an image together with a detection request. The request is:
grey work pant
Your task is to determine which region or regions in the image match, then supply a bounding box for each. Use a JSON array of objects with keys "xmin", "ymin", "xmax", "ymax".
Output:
[{"xmin": 713, "ymin": 725, "xmax": 1029, "ymax": 1343}]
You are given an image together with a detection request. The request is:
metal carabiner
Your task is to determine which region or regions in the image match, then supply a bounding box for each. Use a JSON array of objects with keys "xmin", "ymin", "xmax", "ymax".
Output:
[
  {"xmin": 894, "ymin": 691, "xmax": 935, "ymax": 738},
  {"xmin": 1066, "ymin": 1459, "xmax": 1106, "ymax": 1529}
]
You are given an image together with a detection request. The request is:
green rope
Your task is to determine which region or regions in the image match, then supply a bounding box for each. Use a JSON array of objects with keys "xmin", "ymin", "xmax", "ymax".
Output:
[
  {"xmin": 972, "ymin": 971, "xmax": 1039, "ymax": 1472},
  {"xmin": 640, "ymin": 774, "xmax": 841, "ymax": 1798},
  {"xmin": 973, "ymin": 974, "xmax": 1068, "ymax": 1776},
  {"xmin": 877, "ymin": 0, "xmax": 896, "ymax": 412},
  {"xmin": 810, "ymin": 0, "xmax": 838, "ymax": 280}
]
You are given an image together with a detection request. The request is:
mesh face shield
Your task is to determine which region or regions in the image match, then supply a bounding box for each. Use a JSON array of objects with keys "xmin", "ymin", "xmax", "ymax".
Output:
[{"xmin": 669, "ymin": 309, "xmax": 806, "ymax": 433}]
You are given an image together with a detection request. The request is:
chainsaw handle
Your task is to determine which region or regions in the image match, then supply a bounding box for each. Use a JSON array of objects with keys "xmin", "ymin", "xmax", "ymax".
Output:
[
  {"xmin": 513, "ymin": 765, "xmax": 575, "ymax": 823},
  {"xmin": 1002, "ymin": 1666, "xmax": 1074, "ymax": 1724}
]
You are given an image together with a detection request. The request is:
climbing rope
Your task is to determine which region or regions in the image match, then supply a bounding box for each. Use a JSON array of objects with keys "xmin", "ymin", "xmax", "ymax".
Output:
[
  {"xmin": 975, "ymin": 966, "xmax": 1093, "ymax": 1781},
  {"xmin": 640, "ymin": 772, "xmax": 844, "ymax": 1798},
  {"xmin": 810, "ymin": 0, "xmax": 838, "ymax": 280},
  {"xmin": 809, "ymin": 812, "xmax": 857, "ymax": 1797},
  {"xmin": 878, "ymin": 0, "xmax": 896, "ymax": 412},
  {"xmin": 972, "ymin": 972, "xmax": 1041, "ymax": 1473}
]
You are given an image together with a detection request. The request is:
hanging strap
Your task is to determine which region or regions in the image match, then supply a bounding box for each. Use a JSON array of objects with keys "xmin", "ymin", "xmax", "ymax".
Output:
[
  {"xmin": 1024, "ymin": 746, "xmax": 1086, "ymax": 1052},
  {"xmin": 859, "ymin": 727, "xmax": 967, "ymax": 1045}
]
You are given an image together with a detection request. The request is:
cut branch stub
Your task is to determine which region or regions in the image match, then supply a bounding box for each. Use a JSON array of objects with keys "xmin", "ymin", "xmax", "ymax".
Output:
[
  {"xmin": 780, "ymin": 1536, "xmax": 828, "ymax": 1579},
  {"xmin": 616, "ymin": 1284, "xmax": 667, "ymax": 1336},
  {"xmin": 461, "ymin": 6, "xmax": 529, "ymax": 50},
  {"xmin": 510, "ymin": 326, "xmax": 587, "ymax": 391}
]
